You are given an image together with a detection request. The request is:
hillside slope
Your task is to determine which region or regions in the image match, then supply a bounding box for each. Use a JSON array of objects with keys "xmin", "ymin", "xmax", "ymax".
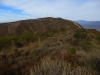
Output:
[
  {"xmin": 0, "ymin": 17, "xmax": 83, "ymax": 36},
  {"xmin": 0, "ymin": 28, "xmax": 100, "ymax": 75}
]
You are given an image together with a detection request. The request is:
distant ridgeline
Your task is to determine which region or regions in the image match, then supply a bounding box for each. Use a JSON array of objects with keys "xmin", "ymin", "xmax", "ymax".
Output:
[{"xmin": 76, "ymin": 20, "xmax": 100, "ymax": 31}]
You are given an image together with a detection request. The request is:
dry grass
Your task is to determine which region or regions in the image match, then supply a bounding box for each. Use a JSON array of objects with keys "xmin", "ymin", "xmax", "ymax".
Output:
[
  {"xmin": 30, "ymin": 57, "xmax": 91, "ymax": 75},
  {"xmin": 76, "ymin": 50, "xmax": 87, "ymax": 57},
  {"xmin": 76, "ymin": 49, "xmax": 100, "ymax": 72}
]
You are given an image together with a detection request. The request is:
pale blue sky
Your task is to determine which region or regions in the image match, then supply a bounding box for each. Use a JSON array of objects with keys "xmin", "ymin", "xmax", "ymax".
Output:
[{"xmin": 0, "ymin": 0, "xmax": 100, "ymax": 22}]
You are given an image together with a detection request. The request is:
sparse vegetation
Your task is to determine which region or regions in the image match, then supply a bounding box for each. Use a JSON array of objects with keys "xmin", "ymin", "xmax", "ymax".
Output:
[
  {"xmin": 0, "ymin": 28, "xmax": 100, "ymax": 75},
  {"xmin": 0, "ymin": 28, "xmax": 66, "ymax": 50}
]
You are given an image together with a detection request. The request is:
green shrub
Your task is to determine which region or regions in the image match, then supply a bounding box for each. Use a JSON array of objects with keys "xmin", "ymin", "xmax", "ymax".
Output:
[
  {"xmin": 59, "ymin": 28, "xmax": 66, "ymax": 32},
  {"xmin": 69, "ymin": 47, "xmax": 76, "ymax": 54},
  {"xmin": 96, "ymin": 36, "xmax": 100, "ymax": 40}
]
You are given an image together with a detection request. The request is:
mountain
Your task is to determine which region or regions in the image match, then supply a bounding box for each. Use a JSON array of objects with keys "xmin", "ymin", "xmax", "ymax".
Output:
[
  {"xmin": 0, "ymin": 18, "xmax": 100, "ymax": 75},
  {"xmin": 76, "ymin": 20, "xmax": 100, "ymax": 30},
  {"xmin": 0, "ymin": 17, "xmax": 83, "ymax": 36}
]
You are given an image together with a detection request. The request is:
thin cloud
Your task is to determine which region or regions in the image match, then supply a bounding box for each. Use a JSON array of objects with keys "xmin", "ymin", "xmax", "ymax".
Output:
[
  {"xmin": 0, "ymin": 9, "xmax": 29, "ymax": 22},
  {"xmin": 0, "ymin": 0, "xmax": 100, "ymax": 22}
]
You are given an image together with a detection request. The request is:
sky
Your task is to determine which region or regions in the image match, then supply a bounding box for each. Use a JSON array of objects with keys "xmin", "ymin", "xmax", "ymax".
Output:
[{"xmin": 0, "ymin": 0, "xmax": 100, "ymax": 22}]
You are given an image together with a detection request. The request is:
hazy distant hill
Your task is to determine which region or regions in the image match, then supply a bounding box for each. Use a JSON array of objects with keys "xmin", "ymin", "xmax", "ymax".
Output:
[
  {"xmin": 76, "ymin": 20, "xmax": 100, "ymax": 30},
  {"xmin": 0, "ymin": 17, "xmax": 83, "ymax": 36}
]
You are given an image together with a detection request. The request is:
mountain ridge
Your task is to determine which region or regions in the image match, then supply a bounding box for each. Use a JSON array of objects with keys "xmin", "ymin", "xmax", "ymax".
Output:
[{"xmin": 0, "ymin": 17, "xmax": 83, "ymax": 36}]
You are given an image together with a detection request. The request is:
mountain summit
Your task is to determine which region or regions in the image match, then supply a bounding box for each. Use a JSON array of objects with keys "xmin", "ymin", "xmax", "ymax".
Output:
[{"xmin": 0, "ymin": 17, "xmax": 83, "ymax": 36}]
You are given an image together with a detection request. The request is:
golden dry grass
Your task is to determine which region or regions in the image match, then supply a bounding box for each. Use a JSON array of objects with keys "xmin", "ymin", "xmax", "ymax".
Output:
[{"xmin": 30, "ymin": 57, "xmax": 91, "ymax": 75}]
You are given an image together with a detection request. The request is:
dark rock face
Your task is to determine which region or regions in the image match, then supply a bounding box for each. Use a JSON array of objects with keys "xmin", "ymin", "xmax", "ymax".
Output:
[{"xmin": 0, "ymin": 17, "xmax": 83, "ymax": 36}]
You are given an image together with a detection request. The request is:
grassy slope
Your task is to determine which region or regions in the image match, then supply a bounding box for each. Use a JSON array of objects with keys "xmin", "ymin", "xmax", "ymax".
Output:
[{"xmin": 0, "ymin": 28, "xmax": 100, "ymax": 75}]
